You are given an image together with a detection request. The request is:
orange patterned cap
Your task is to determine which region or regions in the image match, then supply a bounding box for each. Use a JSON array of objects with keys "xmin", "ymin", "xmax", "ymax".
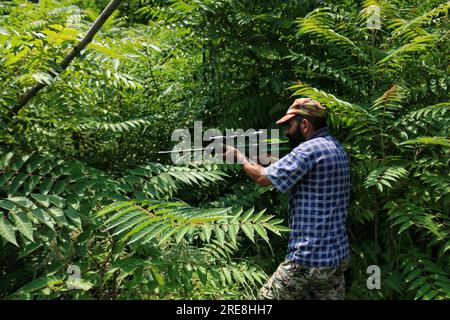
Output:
[{"xmin": 276, "ymin": 98, "xmax": 327, "ymax": 125}]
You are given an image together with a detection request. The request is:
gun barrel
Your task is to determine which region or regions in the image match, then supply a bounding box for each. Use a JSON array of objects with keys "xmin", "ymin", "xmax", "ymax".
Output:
[
  {"xmin": 208, "ymin": 130, "xmax": 264, "ymax": 141},
  {"xmin": 158, "ymin": 141, "xmax": 288, "ymax": 154}
]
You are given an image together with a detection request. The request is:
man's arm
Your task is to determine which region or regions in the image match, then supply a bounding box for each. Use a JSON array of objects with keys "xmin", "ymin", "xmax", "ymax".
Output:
[
  {"xmin": 225, "ymin": 147, "xmax": 272, "ymax": 187},
  {"xmin": 226, "ymin": 143, "xmax": 318, "ymax": 193},
  {"xmin": 240, "ymin": 155, "xmax": 272, "ymax": 187}
]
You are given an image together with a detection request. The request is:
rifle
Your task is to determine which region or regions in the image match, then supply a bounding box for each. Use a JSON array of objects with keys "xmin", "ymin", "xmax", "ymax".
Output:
[{"xmin": 158, "ymin": 130, "xmax": 289, "ymax": 162}]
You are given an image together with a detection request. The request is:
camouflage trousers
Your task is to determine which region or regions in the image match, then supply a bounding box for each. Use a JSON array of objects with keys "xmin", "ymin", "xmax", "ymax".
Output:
[{"xmin": 258, "ymin": 259, "xmax": 350, "ymax": 300}]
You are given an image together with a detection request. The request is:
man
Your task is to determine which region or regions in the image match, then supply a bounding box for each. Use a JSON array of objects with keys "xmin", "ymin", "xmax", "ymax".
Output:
[{"xmin": 224, "ymin": 98, "xmax": 351, "ymax": 300}]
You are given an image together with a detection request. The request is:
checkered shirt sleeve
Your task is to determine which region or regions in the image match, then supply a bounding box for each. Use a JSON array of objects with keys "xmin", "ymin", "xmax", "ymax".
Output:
[{"xmin": 263, "ymin": 145, "xmax": 317, "ymax": 193}]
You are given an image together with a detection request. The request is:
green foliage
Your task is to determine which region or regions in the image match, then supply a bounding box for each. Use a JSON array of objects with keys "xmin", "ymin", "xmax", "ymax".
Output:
[
  {"xmin": 0, "ymin": 149, "xmax": 283, "ymax": 299},
  {"xmin": 96, "ymin": 201, "xmax": 287, "ymax": 246},
  {"xmin": 1, "ymin": 0, "xmax": 449, "ymax": 300},
  {"xmin": 290, "ymin": 0, "xmax": 449, "ymax": 300}
]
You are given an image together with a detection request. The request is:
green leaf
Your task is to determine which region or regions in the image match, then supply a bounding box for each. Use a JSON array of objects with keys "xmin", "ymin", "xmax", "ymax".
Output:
[
  {"xmin": 400, "ymin": 137, "xmax": 450, "ymax": 148},
  {"xmin": 0, "ymin": 152, "xmax": 14, "ymax": 168},
  {"xmin": 32, "ymin": 72, "xmax": 54, "ymax": 85},
  {"xmin": 141, "ymin": 223, "xmax": 170, "ymax": 244},
  {"xmin": 32, "ymin": 208, "xmax": 55, "ymax": 231},
  {"xmin": 0, "ymin": 199, "xmax": 14, "ymax": 211},
  {"xmin": 65, "ymin": 278, "xmax": 93, "ymax": 291},
  {"xmin": 241, "ymin": 224, "xmax": 255, "ymax": 243},
  {"xmin": 105, "ymin": 211, "xmax": 140, "ymax": 230},
  {"xmin": 64, "ymin": 208, "xmax": 82, "ymax": 229},
  {"xmin": 254, "ymin": 224, "xmax": 270, "ymax": 243},
  {"xmin": 0, "ymin": 172, "xmax": 14, "ymax": 188},
  {"xmin": 48, "ymin": 195, "xmax": 65, "ymax": 208},
  {"xmin": 125, "ymin": 219, "xmax": 159, "ymax": 244},
  {"xmin": 31, "ymin": 193, "xmax": 50, "ymax": 207},
  {"xmin": 241, "ymin": 207, "xmax": 254, "ymax": 223},
  {"xmin": 23, "ymin": 175, "xmax": 41, "ymax": 195},
  {"xmin": 9, "ymin": 196, "xmax": 34, "ymax": 208},
  {"xmin": 8, "ymin": 173, "xmax": 28, "ymax": 196},
  {"xmin": 13, "ymin": 212, "xmax": 34, "ymax": 241},
  {"xmin": 415, "ymin": 283, "xmax": 432, "ymax": 300},
  {"xmin": 405, "ymin": 269, "xmax": 422, "ymax": 282},
  {"xmin": 53, "ymin": 181, "xmax": 67, "ymax": 195},
  {"xmin": 422, "ymin": 261, "xmax": 446, "ymax": 276},
  {"xmin": 39, "ymin": 178, "xmax": 54, "ymax": 194},
  {"xmin": 422, "ymin": 289, "xmax": 440, "ymax": 300},
  {"xmin": 175, "ymin": 224, "xmax": 190, "ymax": 243},
  {"xmin": 227, "ymin": 223, "xmax": 237, "ymax": 245},
  {"xmin": 214, "ymin": 225, "xmax": 225, "ymax": 247},
  {"xmin": 0, "ymin": 217, "xmax": 18, "ymax": 246},
  {"xmin": 14, "ymin": 276, "xmax": 63, "ymax": 295},
  {"xmin": 49, "ymin": 207, "xmax": 69, "ymax": 227},
  {"xmin": 104, "ymin": 205, "xmax": 141, "ymax": 225},
  {"xmin": 11, "ymin": 155, "xmax": 30, "ymax": 171},
  {"xmin": 232, "ymin": 269, "xmax": 246, "ymax": 284},
  {"xmin": 96, "ymin": 201, "xmax": 134, "ymax": 218},
  {"xmin": 444, "ymin": 240, "xmax": 450, "ymax": 253},
  {"xmin": 398, "ymin": 220, "xmax": 414, "ymax": 234},
  {"xmin": 201, "ymin": 224, "xmax": 212, "ymax": 242},
  {"xmin": 223, "ymin": 268, "xmax": 233, "ymax": 285},
  {"xmin": 149, "ymin": 264, "xmax": 165, "ymax": 286},
  {"xmin": 19, "ymin": 241, "xmax": 43, "ymax": 258},
  {"xmin": 196, "ymin": 266, "xmax": 208, "ymax": 285},
  {"xmin": 26, "ymin": 156, "xmax": 47, "ymax": 173}
]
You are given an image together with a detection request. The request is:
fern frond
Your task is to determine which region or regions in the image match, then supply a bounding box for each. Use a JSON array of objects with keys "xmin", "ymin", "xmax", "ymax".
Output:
[
  {"xmin": 123, "ymin": 162, "xmax": 228, "ymax": 199},
  {"xmin": 287, "ymin": 51, "xmax": 364, "ymax": 94},
  {"xmin": 77, "ymin": 118, "xmax": 152, "ymax": 132},
  {"xmin": 388, "ymin": 2, "xmax": 450, "ymax": 41},
  {"xmin": 363, "ymin": 164, "xmax": 408, "ymax": 192},
  {"xmin": 360, "ymin": 0, "xmax": 400, "ymax": 23},
  {"xmin": 297, "ymin": 7, "xmax": 365, "ymax": 58},
  {"xmin": 385, "ymin": 200, "xmax": 447, "ymax": 242},
  {"xmin": 400, "ymin": 136, "xmax": 450, "ymax": 148},
  {"xmin": 401, "ymin": 250, "xmax": 450, "ymax": 300},
  {"xmin": 289, "ymin": 81, "xmax": 376, "ymax": 123},
  {"xmin": 0, "ymin": 151, "xmax": 123, "ymax": 246},
  {"xmin": 209, "ymin": 182, "xmax": 272, "ymax": 208},
  {"xmin": 420, "ymin": 173, "xmax": 450, "ymax": 201},
  {"xmin": 401, "ymin": 102, "xmax": 450, "ymax": 121},
  {"xmin": 215, "ymin": 261, "xmax": 267, "ymax": 289},
  {"xmin": 97, "ymin": 201, "xmax": 289, "ymax": 247},
  {"xmin": 377, "ymin": 34, "xmax": 437, "ymax": 70},
  {"xmin": 370, "ymin": 85, "xmax": 405, "ymax": 120}
]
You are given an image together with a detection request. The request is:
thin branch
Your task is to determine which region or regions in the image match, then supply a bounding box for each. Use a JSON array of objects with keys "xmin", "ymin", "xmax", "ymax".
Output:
[{"xmin": 10, "ymin": 0, "xmax": 123, "ymax": 116}]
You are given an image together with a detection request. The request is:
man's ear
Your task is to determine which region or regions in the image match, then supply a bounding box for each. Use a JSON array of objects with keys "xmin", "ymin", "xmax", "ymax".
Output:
[{"xmin": 301, "ymin": 119, "xmax": 308, "ymax": 131}]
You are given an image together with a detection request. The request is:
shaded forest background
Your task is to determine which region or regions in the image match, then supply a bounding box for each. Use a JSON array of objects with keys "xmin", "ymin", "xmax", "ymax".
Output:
[{"xmin": 0, "ymin": 0, "xmax": 449, "ymax": 299}]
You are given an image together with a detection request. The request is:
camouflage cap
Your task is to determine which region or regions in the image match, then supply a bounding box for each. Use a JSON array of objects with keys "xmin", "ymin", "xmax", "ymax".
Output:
[{"xmin": 275, "ymin": 98, "xmax": 327, "ymax": 125}]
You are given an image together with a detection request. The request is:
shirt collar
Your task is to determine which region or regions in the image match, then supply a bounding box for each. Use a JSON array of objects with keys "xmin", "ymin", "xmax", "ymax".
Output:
[{"xmin": 309, "ymin": 127, "xmax": 330, "ymax": 140}]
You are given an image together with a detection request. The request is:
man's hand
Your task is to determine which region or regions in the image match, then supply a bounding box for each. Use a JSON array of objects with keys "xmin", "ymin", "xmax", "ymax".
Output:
[{"xmin": 222, "ymin": 145, "xmax": 245, "ymax": 163}]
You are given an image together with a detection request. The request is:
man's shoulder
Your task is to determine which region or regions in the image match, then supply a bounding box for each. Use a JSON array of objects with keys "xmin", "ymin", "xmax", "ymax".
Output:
[
  {"xmin": 292, "ymin": 135, "xmax": 348, "ymax": 163},
  {"xmin": 293, "ymin": 136, "xmax": 332, "ymax": 153}
]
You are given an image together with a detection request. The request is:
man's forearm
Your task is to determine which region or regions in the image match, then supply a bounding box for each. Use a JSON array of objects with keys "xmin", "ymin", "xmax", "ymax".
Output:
[{"xmin": 237, "ymin": 154, "xmax": 272, "ymax": 187}]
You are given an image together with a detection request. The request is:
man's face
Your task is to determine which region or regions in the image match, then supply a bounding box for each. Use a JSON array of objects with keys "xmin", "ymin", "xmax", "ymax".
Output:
[{"xmin": 285, "ymin": 117, "xmax": 308, "ymax": 149}]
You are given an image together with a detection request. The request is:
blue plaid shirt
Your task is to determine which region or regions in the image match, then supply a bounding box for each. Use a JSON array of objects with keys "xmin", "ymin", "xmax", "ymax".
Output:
[{"xmin": 264, "ymin": 127, "xmax": 350, "ymax": 267}]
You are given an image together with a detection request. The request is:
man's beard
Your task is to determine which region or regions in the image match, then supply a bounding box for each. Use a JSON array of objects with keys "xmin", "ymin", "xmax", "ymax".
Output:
[{"xmin": 287, "ymin": 126, "xmax": 307, "ymax": 150}]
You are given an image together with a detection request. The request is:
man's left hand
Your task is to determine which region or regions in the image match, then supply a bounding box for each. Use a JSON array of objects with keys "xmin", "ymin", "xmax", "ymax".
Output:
[{"xmin": 222, "ymin": 145, "xmax": 244, "ymax": 163}]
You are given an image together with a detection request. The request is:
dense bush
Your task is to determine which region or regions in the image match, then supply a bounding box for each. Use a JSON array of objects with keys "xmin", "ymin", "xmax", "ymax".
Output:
[{"xmin": 0, "ymin": 0, "xmax": 448, "ymax": 299}]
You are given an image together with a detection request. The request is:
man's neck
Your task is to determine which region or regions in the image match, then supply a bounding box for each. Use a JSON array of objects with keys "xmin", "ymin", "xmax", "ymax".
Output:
[{"xmin": 308, "ymin": 126, "xmax": 330, "ymax": 140}]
